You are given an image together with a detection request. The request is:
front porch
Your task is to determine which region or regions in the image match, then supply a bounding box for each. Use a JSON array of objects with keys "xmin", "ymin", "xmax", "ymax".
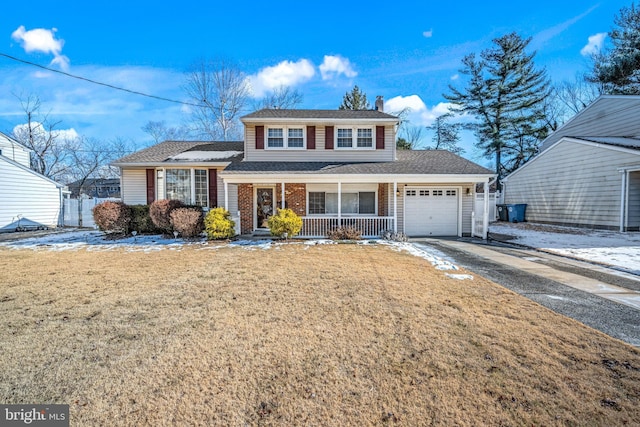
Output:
[{"xmin": 300, "ymin": 215, "xmax": 395, "ymax": 238}]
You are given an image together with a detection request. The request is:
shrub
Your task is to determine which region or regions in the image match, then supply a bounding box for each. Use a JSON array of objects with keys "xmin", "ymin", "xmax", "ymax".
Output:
[
  {"xmin": 92, "ymin": 201, "xmax": 132, "ymax": 233},
  {"xmin": 381, "ymin": 230, "xmax": 408, "ymax": 242},
  {"xmin": 267, "ymin": 208, "xmax": 303, "ymax": 239},
  {"xmin": 170, "ymin": 207, "xmax": 204, "ymax": 238},
  {"xmin": 327, "ymin": 226, "xmax": 362, "ymax": 240},
  {"xmin": 149, "ymin": 199, "xmax": 184, "ymax": 233},
  {"xmin": 204, "ymin": 207, "xmax": 236, "ymax": 240},
  {"xmin": 129, "ymin": 205, "xmax": 159, "ymax": 234}
]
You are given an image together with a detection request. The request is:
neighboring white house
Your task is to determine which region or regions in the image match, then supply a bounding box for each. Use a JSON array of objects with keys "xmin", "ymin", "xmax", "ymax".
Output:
[
  {"xmin": 0, "ymin": 132, "xmax": 66, "ymax": 231},
  {"xmin": 503, "ymin": 95, "xmax": 640, "ymax": 231}
]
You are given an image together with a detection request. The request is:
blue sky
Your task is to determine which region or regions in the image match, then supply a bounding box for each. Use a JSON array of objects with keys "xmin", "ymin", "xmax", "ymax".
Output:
[{"xmin": 0, "ymin": 0, "xmax": 631, "ymax": 164}]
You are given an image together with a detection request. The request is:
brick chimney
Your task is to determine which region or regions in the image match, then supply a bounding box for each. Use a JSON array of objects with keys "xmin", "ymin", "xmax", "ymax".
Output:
[{"xmin": 375, "ymin": 95, "xmax": 384, "ymax": 112}]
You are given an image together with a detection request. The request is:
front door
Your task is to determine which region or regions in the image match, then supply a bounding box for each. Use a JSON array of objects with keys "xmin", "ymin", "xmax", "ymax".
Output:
[{"xmin": 256, "ymin": 187, "xmax": 274, "ymax": 229}]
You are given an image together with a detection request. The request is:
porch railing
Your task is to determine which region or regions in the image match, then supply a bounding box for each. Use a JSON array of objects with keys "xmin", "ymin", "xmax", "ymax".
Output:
[{"xmin": 300, "ymin": 216, "xmax": 395, "ymax": 238}]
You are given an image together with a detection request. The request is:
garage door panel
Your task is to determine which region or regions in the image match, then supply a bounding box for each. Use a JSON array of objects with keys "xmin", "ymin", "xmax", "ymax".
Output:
[{"xmin": 404, "ymin": 188, "xmax": 458, "ymax": 236}]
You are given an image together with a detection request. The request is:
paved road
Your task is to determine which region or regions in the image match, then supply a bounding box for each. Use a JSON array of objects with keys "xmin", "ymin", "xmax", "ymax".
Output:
[{"xmin": 412, "ymin": 238, "xmax": 640, "ymax": 348}]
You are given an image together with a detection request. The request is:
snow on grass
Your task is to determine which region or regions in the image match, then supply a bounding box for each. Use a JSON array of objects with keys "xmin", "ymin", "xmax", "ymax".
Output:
[
  {"xmin": 0, "ymin": 231, "xmax": 467, "ymax": 277},
  {"xmin": 491, "ymin": 223, "xmax": 640, "ymax": 274}
]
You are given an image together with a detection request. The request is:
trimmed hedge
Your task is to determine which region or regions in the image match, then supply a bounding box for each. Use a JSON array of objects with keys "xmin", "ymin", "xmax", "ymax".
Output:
[
  {"xmin": 170, "ymin": 207, "xmax": 204, "ymax": 238},
  {"xmin": 149, "ymin": 199, "xmax": 184, "ymax": 233},
  {"xmin": 267, "ymin": 208, "xmax": 303, "ymax": 239},
  {"xmin": 92, "ymin": 201, "xmax": 132, "ymax": 233},
  {"xmin": 204, "ymin": 208, "xmax": 236, "ymax": 240},
  {"xmin": 129, "ymin": 205, "xmax": 159, "ymax": 234}
]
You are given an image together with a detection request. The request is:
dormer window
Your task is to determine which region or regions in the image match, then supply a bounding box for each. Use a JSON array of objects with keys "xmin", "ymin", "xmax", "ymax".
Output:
[
  {"xmin": 266, "ymin": 126, "xmax": 306, "ymax": 149},
  {"xmin": 336, "ymin": 126, "xmax": 374, "ymax": 149}
]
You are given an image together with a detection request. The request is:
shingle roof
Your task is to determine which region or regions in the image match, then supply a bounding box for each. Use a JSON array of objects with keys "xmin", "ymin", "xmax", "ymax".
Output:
[
  {"xmin": 113, "ymin": 141, "xmax": 244, "ymax": 164},
  {"xmin": 223, "ymin": 150, "xmax": 493, "ymax": 176},
  {"xmin": 575, "ymin": 136, "xmax": 640, "ymax": 151},
  {"xmin": 241, "ymin": 109, "xmax": 398, "ymax": 120}
]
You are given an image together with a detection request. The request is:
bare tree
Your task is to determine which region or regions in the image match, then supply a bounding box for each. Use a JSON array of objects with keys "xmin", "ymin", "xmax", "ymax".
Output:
[
  {"xmin": 542, "ymin": 75, "xmax": 601, "ymax": 132},
  {"xmin": 397, "ymin": 125, "xmax": 424, "ymax": 150},
  {"xmin": 425, "ymin": 113, "xmax": 465, "ymax": 155},
  {"xmin": 183, "ymin": 59, "xmax": 249, "ymax": 141},
  {"xmin": 253, "ymin": 85, "xmax": 303, "ymax": 110},
  {"xmin": 11, "ymin": 93, "xmax": 75, "ymax": 180},
  {"xmin": 141, "ymin": 120, "xmax": 190, "ymax": 144}
]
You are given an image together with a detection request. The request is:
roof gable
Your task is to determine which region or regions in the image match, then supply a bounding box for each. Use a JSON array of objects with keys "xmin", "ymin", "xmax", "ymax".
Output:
[{"xmin": 539, "ymin": 95, "xmax": 640, "ymax": 151}]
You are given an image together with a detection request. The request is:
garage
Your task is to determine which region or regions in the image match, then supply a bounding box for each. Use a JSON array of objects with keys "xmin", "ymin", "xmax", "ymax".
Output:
[{"xmin": 404, "ymin": 187, "xmax": 459, "ymax": 236}]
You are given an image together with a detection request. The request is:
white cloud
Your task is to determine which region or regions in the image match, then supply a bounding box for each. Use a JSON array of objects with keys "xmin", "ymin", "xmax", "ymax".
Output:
[
  {"xmin": 319, "ymin": 55, "xmax": 357, "ymax": 80},
  {"xmin": 451, "ymin": 74, "xmax": 459, "ymax": 80},
  {"xmin": 13, "ymin": 122, "xmax": 79, "ymax": 142},
  {"xmin": 11, "ymin": 25, "xmax": 70, "ymax": 71},
  {"xmin": 386, "ymin": 95, "xmax": 427, "ymax": 114},
  {"xmin": 580, "ymin": 32, "xmax": 607, "ymax": 56},
  {"xmin": 423, "ymin": 29, "xmax": 433, "ymax": 38},
  {"xmin": 248, "ymin": 59, "xmax": 315, "ymax": 98}
]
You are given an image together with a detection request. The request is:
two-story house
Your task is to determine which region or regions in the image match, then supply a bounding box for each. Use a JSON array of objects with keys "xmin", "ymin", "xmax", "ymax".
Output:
[{"xmin": 113, "ymin": 107, "xmax": 495, "ymax": 238}]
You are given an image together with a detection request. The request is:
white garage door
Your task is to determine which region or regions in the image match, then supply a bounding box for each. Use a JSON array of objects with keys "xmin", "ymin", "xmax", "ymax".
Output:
[{"xmin": 404, "ymin": 188, "xmax": 459, "ymax": 236}]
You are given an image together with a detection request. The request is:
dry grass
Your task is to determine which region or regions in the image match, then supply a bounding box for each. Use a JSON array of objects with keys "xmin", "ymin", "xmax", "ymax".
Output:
[{"xmin": 0, "ymin": 243, "xmax": 639, "ymax": 426}]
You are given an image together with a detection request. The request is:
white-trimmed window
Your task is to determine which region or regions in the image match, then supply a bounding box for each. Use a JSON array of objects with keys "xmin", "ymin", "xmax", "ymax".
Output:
[
  {"xmin": 336, "ymin": 126, "xmax": 374, "ymax": 149},
  {"xmin": 308, "ymin": 191, "xmax": 376, "ymax": 215},
  {"xmin": 165, "ymin": 168, "xmax": 208, "ymax": 207},
  {"xmin": 266, "ymin": 126, "xmax": 305, "ymax": 149}
]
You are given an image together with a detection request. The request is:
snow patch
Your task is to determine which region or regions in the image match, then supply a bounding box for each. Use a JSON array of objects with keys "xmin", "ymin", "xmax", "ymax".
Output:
[{"xmin": 445, "ymin": 274, "xmax": 474, "ymax": 280}]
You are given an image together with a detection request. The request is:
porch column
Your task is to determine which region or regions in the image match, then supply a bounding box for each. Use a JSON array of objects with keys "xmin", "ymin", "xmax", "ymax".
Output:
[
  {"xmin": 281, "ymin": 182, "xmax": 286, "ymax": 209},
  {"xmin": 620, "ymin": 170, "xmax": 628, "ymax": 232},
  {"xmin": 337, "ymin": 181, "xmax": 342, "ymax": 228},
  {"xmin": 483, "ymin": 180, "xmax": 490, "ymax": 240},
  {"xmin": 224, "ymin": 181, "xmax": 229, "ymax": 211},
  {"xmin": 393, "ymin": 181, "xmax": 398, "ymax": 233}
]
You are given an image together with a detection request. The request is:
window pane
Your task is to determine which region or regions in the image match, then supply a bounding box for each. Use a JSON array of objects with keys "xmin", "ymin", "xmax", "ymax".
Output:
[
  {"xmin": 325, "ymin": 193, "xmax": 338, "ymax": 213},
  {"xmin": 359, "ymin": 192, "xmax": 375, "ymax": 214},
  {"xmin": 357, "ymin": 128, "xmax": 373, "ymax": 148},
  {"xmin": 308, "ymin": 192, "xmax": 325, "ymax": 214},
  {"xmin": 267, "ymin": 128, "xmax": 284, "ymax": 147},
  {"xmin": 194, "ymin": 169, "xmax": 208, "ymax": 207},
  {"xmin": 341, "ymin": 193, "xmax": 358, "ymax": 214},
  {"xmin": 165, "ymin": 169, "xmax": 191, "ymax": 204},
  {"xmin": 288, "ymin": 128, "xmax": 304, "ymax": 148},
  {"xmin": 337, "ymin": 128, "xmax": 352, "ymax": 148}
]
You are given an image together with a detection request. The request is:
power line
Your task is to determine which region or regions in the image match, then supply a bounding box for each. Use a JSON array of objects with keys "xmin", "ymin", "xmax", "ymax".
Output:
[{"xmin": 0, "ymin": 52, "xmax": 207, "ymax": 108}]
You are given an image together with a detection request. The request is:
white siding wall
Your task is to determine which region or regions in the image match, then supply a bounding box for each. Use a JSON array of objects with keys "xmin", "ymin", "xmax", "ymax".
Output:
[
  {"xmin": 0, "ymin": 158, "xmax": 61, "ymax": 230},
  {"xmin": 121, "ymin": 169, "xmax": 148, "ymax": 205},
  {"xmin": 504, "ymin": 140, "xmax": 640, "ymax": 228},
  {"xmin": 628, "ymin": 171, "xmax": 640, "ymax": 228},
  {"xmin": 0, "ymin": 136, "xmax": 30, "ymax": 167},
  {"xmin": 244, "ymin": 124, "xmax": 395, "ymax": 162}
]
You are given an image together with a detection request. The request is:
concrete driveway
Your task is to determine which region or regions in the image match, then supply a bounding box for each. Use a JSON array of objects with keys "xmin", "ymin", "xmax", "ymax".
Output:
[{"xmin": 414, "ymin": 237, "xmax": 640, "ymax": 348}]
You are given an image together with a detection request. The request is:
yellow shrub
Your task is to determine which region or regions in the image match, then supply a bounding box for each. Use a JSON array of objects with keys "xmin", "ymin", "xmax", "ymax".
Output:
[
  {"xmin": 267, "ymin": 208, "xmax": 303, "ymax": 239},
  {"xmin": 204, "ymin": 208, "xmax": 236, "ymax": 240}
]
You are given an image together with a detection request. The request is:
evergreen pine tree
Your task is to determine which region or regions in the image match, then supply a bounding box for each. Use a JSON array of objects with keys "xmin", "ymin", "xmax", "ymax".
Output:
[
  {"xmin": 444, "ymin": 32, "xmax": 550, "ymax": 189},
  {"xmin": 339, "ymin": 85, "xmax": 371, "ymax": 110},
  {"xmin": 590, "ymin": 2, "xmax": 640, "ymax": 94},
  {"xmin": 425, "ymin": 113, "xmax": 465, "ymax": 155}
]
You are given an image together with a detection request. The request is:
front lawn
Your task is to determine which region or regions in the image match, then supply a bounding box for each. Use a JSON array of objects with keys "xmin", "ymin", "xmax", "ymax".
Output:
[{"xmin": 0, "ymin": 243, "xmax": 638, "ymax": 425}]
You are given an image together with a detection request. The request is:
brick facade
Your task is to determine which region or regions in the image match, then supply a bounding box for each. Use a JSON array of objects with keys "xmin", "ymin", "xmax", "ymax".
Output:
[
  {"xmin": 378, "ymin": 183, "xmax": 388, "ymax": 216},
  {"xmin": 238, "ymin": 184, "xmax": 254, "ymax": 234},
  {"xmin": 237, "ymin": 183, "xmax": 307, "ymax": 235}
]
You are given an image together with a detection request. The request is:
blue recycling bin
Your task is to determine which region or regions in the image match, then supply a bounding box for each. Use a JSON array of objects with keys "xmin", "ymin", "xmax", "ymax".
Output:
[{"xmin": 507, "ymin": 204, "xmax": 527, "ymax": 223}]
